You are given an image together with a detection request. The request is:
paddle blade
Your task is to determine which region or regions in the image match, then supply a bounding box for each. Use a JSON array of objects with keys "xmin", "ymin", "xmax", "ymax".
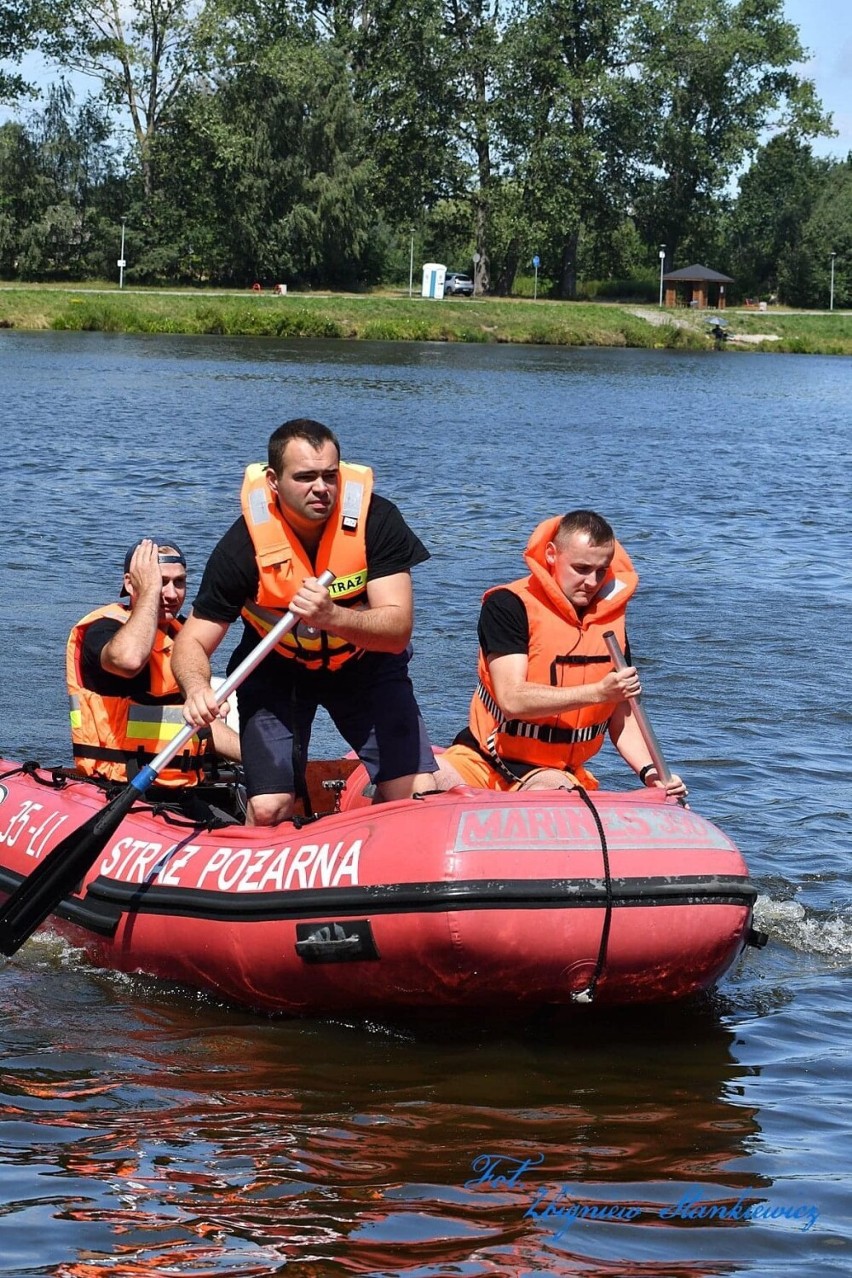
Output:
[{"xmin": 0, "ymin": 782, "xmax": 139, "ymax": 957}]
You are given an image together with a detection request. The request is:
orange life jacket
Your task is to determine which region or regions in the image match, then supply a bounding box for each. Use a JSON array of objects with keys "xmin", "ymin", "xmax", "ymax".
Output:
[
  {"xmin": 239, "ymin": 460, "xmax": 373, "ymax": 670},
  {"xmin": 66, "ymin": 603, "xmax": 207, "ymax": 787},
  {"xmin": 468, "ymin": 516, "xmax": 638, "ymax": 779}
]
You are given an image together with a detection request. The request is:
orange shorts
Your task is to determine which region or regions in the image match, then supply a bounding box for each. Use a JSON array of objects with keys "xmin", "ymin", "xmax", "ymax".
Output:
[{"xmin": 439, "ymin": 743, "xmax": 596, "ymax": 791}]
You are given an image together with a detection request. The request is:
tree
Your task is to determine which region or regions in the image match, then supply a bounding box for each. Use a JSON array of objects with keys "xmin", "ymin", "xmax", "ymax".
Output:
[
  {"xmin": 0, "ymin": 120, "xmax": 39, "ymax": 272},
  {"xmin": 0, "ymin": 84, "xmax": 122, "ymax": 277},
  {"xmin": 348, "ymin": 0, "xmax": 459, "ymax": 228},
  {"xmin": 630, "ymin": 0, "xmax": 832, "ymax": 272},
  {"xmin": 728, "ymin": 134, "xmax": 824, "ymax": 298},
  {"xmin": 781, "ymin": 157, "xmax": 852, "ymax": 308},
  {"xmin": 40, "ymin": 0, "xmax": 215, "ymax": 197},
  {"xmin": 149, "ymin": 36, "xmax": 376, "ymax": 286},
  {"xmin": 497, "ymin": 0, "xmax": 636, "ymax": 297},
  {"xmin": 0, "ymin": 0, "xmax": 44, "ymax": 101},
  {"xmin": 353, "ymin": 0, "xmax": 502, "ymax": 294}
]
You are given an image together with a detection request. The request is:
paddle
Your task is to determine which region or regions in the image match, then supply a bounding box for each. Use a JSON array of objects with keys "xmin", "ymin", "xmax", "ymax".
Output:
[
  {"xmin": 0, "ymin": 569, "xmax": 336, "ymax": 957},
  {"xmin": 602, "ymin": 630, "xmax": 682, "ymax": 799}
]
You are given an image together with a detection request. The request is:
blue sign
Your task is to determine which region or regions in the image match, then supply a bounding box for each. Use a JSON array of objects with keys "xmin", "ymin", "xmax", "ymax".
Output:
[{"xmin": 532, "ymin": 255, "xmax": 540, "ymax": 268}]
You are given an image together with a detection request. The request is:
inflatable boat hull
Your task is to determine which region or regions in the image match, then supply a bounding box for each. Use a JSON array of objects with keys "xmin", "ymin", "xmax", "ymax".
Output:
[{"xmin": 0, "ymin": 759, "xmax": 758, "ymax": 1015}]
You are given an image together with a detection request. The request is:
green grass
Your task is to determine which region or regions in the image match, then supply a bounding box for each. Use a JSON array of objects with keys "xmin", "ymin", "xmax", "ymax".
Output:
[{"xmin": 0, "ymin": 284, "xmax": 849, "ymax": 354}]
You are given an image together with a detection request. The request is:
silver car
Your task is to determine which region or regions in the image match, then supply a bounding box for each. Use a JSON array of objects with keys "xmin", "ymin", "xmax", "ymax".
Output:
[{"xmin": 444, "ymin": 272, "xmax": 475, "ymax": 297}]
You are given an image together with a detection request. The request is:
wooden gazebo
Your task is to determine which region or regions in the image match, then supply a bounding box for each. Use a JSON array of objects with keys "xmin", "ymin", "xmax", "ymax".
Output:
[{"xmin": 662, "ymin": 264, "xmax": 734, "ymax": 310}]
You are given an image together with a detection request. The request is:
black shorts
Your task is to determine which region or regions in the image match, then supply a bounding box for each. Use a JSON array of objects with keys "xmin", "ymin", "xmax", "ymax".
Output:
[{"xmin": 235, "ymin": 649, "xmax": 437, "ymax": 799}]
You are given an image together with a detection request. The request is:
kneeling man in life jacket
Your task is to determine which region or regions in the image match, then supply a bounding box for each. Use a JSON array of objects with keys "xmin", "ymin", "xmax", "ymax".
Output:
[
  {"xmin": 67, "ymin": 538, "xmax": 241, "ymax": 787},
  {"xmin": 437, "ymin": 510, "xmax": 687, "ymax": 797}
]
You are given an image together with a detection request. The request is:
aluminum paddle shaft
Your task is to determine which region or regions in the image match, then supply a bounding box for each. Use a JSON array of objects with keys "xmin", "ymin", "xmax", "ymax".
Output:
[
  {"xmin": 129, "ymin": 568, "xmax": 337, "ymax": 794},
  {"xmin": 603, "ymin": 630, "xmax": 674, "ymax": 788}
]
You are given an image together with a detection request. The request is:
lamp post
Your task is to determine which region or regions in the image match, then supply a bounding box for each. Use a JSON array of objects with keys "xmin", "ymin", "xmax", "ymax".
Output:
[
  {"xmin": 408, "ymin": 228, "xmax": 414, "ymax": 299},
  {"xmin": 830, "ymin": 251, "xmax": 836, "ymax": 312},
  {"xmin": 658, "ymin": 245, "xmax": 666, "ymax": 307},
  {"xmin": 118, "ymin": 219, "xmax": 126, "ymax": 289}
]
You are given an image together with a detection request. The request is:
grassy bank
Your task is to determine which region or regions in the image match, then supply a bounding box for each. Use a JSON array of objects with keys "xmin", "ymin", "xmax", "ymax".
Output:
[{"xmin": 0, "ymin": 285, "xmax": 849, "ymax": 354}]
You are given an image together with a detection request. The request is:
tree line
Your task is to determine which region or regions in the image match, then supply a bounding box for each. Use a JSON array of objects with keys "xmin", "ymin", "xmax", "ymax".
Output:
[{"xmin": 0, "ymin": 0, "xmax": 848, "ymax": 307}]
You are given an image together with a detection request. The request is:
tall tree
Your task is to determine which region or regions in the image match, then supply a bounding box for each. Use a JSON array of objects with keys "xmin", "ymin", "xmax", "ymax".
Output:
[
  {"xmin": 352, "ymin": 0, "xmax": 502, "ymax": 293},
  {"xmin": 0, "ymin": 85, "xmax": 120, "ymax": 277},
  {"xmin": 348, "ymin": 0, "xmax": 458, "ymax": 228},
  {"xmin": 781, "ymin": 157, "xmax": 851, "ymax": 308},
  {"xmin": 0, "ymin": 0, "xmax": 44, "ymax": 101},
  {"xmin": 630, "ymin": 0, "xmax": 831, "ymax": 271},
  {"xmin": 39, "ymin": 0, "xmax": 215, "ymax": 196},
  {"xmin": 728, "ymin": 134, "xmax": 824, "ymax": 298},
  {"xmin": 150, "ymin": 35, "xmax": 375, "ymax": 286},
  {"xmin": 0, "ymin": 120, "xmax": 40, "ymax": 271},
  {"xmin": 498, "ymin": 0, "xmax": 635, "ymax": 297}
]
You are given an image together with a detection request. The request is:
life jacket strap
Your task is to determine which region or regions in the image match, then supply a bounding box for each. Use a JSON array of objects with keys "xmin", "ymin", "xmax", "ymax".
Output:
[
  {"xmin": 71, "ymin": 743, "xmax": 203, "ymax": 773},
  {"xmin": 474, "ymin": 681, "xmax": 609, "ymax": 746}
]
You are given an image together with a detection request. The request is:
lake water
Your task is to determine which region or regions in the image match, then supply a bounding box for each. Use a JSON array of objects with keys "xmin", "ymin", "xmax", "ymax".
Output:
[{"xmin": 0, "ymin": 331, "xmax": 850, "ymax": 1276}]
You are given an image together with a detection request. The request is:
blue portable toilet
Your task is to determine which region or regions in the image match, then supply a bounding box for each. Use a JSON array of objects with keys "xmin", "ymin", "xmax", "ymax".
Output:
[{"xmin": 421, "ymin": 263, "xmax": 446, "ymax": 299}]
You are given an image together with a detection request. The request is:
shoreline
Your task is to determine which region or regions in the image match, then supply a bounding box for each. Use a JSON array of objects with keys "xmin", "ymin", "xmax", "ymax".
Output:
[{"xmin": 1, "ymin": 285, "xmax": 849, "ymax": 355}]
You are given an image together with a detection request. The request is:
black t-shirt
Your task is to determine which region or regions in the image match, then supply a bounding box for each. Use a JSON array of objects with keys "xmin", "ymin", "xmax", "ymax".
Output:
[
  {"xmin": 79, "ymin": 616, "xmax": 182, "ymax": 703},
  {"xmin": 477, "ymin": 588, "xmax": 631, "ymax": 663},
  {"xmin": 478, "ymin": 589, "xmax": 529, "ymax": 657},
  {"xmin": 192, "ymin": 494, "xmax": 430, "ymax": 624}
]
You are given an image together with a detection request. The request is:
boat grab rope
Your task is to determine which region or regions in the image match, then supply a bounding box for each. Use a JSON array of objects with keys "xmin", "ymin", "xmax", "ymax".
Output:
[
  {"xmin": 570, "ymin": 785, "xmax": 613, "ymax": 1005},
  {"xmin": 0, "ymin": 761, "xmax": 70, "ymax": 789},
  {"xmin": 1, "ymin": 761, "xmax": 244, "ymax": 832}
]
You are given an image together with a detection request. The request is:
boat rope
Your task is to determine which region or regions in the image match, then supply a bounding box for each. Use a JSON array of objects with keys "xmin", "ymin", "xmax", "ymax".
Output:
[
  {"xmin": 0, "ymin": 761, "xmax": 70, "ymax": 789},
  {"xmin": 0, "ymin": 762, "xmax": 34, "ymax": 782},
  {"xmin": 570, "ymin": 785, "xmax": 613, "ymax": 1005}
]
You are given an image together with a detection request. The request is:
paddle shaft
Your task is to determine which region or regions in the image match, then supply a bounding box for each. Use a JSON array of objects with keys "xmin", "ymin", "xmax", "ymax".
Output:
[
  {"xmin": 0, "ymin": 570, "xmax": 335, "ymax": 956},
  {"xmin": 129, "ymin": 568, "xmax": 336, "ymax": 795},
  {"xmin": 603, "ymin": 630, "xmax": 673, "ymax": 787}
]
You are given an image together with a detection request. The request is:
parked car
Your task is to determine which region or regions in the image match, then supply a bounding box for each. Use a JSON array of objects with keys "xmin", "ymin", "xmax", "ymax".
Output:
[{"xmin": 444, "ymin": 271, "xmax": 475, "ymax": 297}]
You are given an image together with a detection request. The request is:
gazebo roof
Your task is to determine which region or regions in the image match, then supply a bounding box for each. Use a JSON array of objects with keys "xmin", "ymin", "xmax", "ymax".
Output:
[{"xmin": 663, "ymin": 263, "xmax": 734, "ymax": 283}]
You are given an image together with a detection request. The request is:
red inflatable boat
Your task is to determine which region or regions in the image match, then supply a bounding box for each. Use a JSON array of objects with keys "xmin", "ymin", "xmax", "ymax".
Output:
[{"xmin": 0, "ymin": 755, "xmax": 761, "ymax": 1016}]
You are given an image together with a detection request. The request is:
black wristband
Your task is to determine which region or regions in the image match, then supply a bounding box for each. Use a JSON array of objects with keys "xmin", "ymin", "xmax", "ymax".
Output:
[{"xmin": 639, "ymin": 764, "xmax": 656, "ymax": 784}]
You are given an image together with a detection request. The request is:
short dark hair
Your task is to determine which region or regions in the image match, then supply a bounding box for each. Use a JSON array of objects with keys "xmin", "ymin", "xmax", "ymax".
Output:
[
  {"xmin": 267, "ymin": 419, "xmax": 341, "ymax": 474},
  {"xmin": 555, "ymin": 510, "xmax": 614, "ymax": 546}
]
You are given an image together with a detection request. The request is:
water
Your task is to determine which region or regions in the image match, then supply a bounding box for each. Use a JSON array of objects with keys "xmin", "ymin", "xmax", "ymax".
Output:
[{"xmin": 1, "ymin": 332, "xmax": 850, "ymax": 1275}]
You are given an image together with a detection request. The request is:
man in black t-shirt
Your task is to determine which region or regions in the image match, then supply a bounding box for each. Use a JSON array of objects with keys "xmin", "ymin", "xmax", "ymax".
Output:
[
  {"xmin": 435, "ymin": 512, "xmax": 687, "ymax": 798},
  {"xmin": 172, "ymin": 419, "xmax": 438, "ymax": 826}
]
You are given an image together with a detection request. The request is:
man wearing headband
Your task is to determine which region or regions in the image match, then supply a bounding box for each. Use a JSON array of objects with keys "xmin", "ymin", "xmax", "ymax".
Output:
[{"xmin": 66, "ymin": 538, "xmax": 240, "ymax": 787}]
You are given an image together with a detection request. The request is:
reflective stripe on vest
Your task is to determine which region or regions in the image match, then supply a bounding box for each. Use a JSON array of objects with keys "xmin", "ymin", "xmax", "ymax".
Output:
[
  {"xmin": 65, "ymin": 603, "xmax": 205, "ymax": 787},
  {"xmin": 475, "ymin": 680, "xmax": 609, "ymax": 747}
]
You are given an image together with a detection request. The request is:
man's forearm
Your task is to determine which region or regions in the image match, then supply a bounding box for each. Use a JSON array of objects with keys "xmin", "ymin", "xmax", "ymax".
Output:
[
  {"xmin": 323, "ymin": 602, "xmax": 411, "ymax": 653},
  {"xmin": 172, "ymin": 638, "xmax": 214, "ymax": 698},
  {"xmin": 494, "ymin": 681, "xmax": 610, "ymax": 722},
  {"xmin": 101, "ymin": 598, "xmax": 160, "ymax": 676}
]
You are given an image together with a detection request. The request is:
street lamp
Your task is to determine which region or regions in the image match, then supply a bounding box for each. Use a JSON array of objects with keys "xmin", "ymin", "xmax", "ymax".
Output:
[
  {"xmin": 830, "ymin": 251, "xmax": 836, "ymax": 312},
  {"xmin": 658, "ymin": 245, "xmax": 666, "ymax": 307},
  {"xmin": 118, "ymin": 219, "xmax": 127, "ymax": 289},
  {"xmin": 409, "ymin": 228, "xmax": 414, "ymax": 299}
]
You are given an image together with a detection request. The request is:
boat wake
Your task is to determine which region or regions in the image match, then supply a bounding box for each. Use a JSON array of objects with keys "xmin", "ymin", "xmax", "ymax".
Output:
[{"xmin": 753, "ymin": 895, "xmax": 852, "ymax": 961}]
